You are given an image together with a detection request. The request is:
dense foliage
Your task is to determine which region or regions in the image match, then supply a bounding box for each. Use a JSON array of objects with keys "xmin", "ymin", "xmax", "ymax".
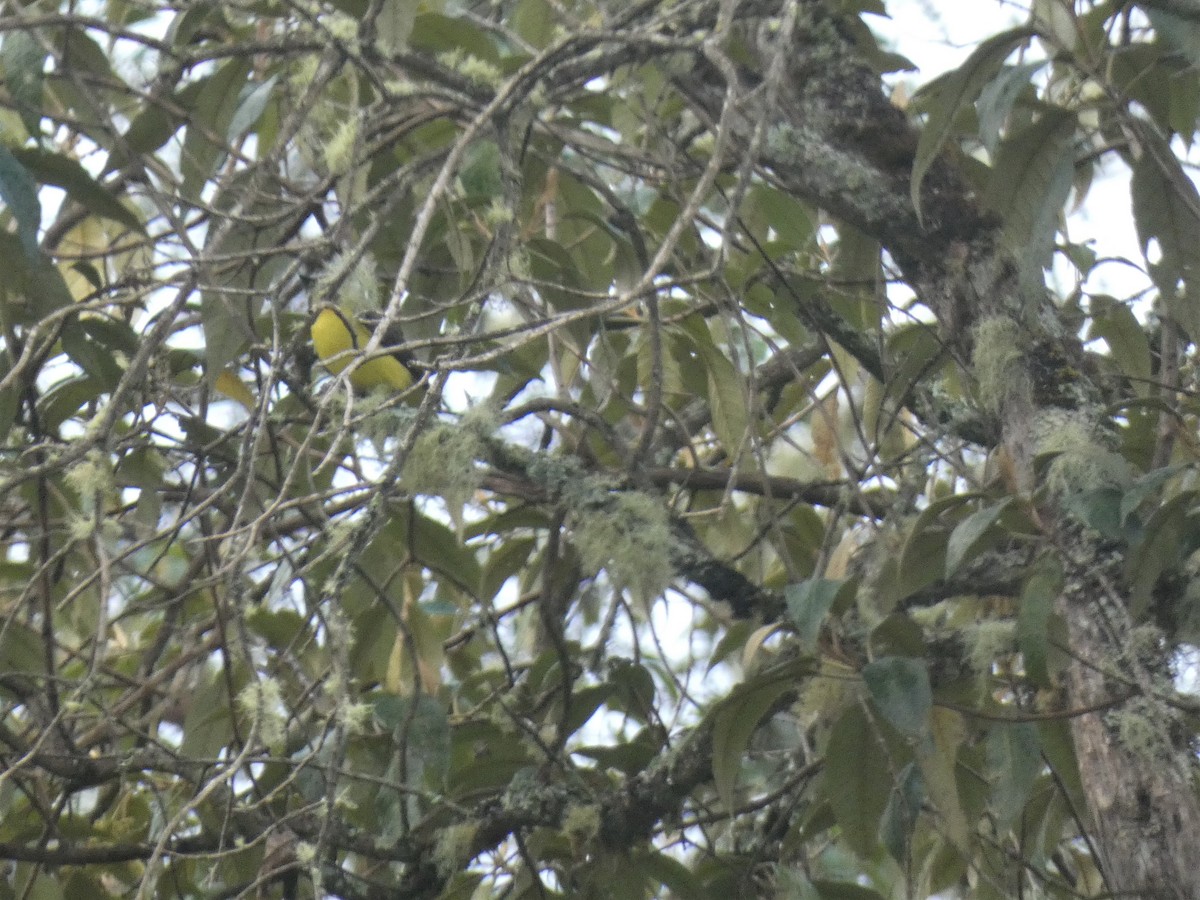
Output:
[{"xmin": 2, "ymin": 0, "xmax": 1200, "ymax": 897}]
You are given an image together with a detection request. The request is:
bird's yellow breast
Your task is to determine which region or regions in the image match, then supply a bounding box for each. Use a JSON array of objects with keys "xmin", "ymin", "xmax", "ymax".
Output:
[{"xmin": 310, "ymin": 307, "xmax": 413, "ymax": 392}]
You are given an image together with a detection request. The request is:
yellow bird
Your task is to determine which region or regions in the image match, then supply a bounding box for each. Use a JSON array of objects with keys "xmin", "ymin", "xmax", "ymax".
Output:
[{"xmin": 309, "ymin": 305, "xmax": 414, "ymax": 393}]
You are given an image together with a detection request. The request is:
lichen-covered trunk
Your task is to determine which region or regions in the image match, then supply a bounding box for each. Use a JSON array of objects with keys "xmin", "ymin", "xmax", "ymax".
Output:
[{"xmin": 1060, "ymin": 555, "xmax": 1200, "ymax": 898}]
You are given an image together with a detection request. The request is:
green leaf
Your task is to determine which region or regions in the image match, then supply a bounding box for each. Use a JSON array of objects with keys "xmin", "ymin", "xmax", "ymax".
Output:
[
  {"xmin": 513, "ymin": 0, "xmax": 555, "ymax": 49},
  {"xmin": 910, "ymin": 27, "xmax": 1034, "ymax": 223},
  {"xmin": 80, "ymin": 315, "xmax": 140, "ymax": 356},
  {"xmin": 0, "ymin": 347, "xmax": 17, "ymax": 443},
  {"xmin": 1038, "ymin": 718, "xmax": 1087, "ymax": 814},
  {"xmin": 1127, "ymin": 490, "xmax": 1195, "ymax": 617},
  {"xmin": 746, "ymin": 183, "xmax": 815, "ymax": 250},
  {"xmin": 0, "ymin": 144, "xmax": 42, "ymax": 257},
  {"xmin": 785, "ymin": 578, "xmax": 851, "ymax": 652},
  {"xmin": 822, "ymin": 703, "xmax": 892, "ymax": 859},
  {"xmin": 227, "ymin": 74, "xmax": 279, "ymax": 143},
  {"xmin": 607, "ymin": 659, "xmax": 657, "ymax": 722},
  {"xmin": 710, "ymin": 669, "xmax": 797, "ymax": 810},
  {"xmin": 869, "ymin": 613, "xmax": 926, "ymax": 660},
  {"xmin": 0, "ymin": 621, "xmax": 47, "ymax": 689},
  {"xmin": 560, "ymin": 684, "xmax": 612, "ymax": 737},
  {"xmin": 879, "ymin": 762, "xmax": 923, "ymax": 863},
  {"xmin": 164, "ymin": 3, "xmax": 222, "ymax": 45},
  {"xmin": 181, "ymin": 58, "xmax": 254, "ymax": 201},
  {"xmin": 410, "ymin": 12, "xmax": 499, "ymax": 61},
  {"xmin": 698, "ymin": 340, "xmax": 750, "ymax": 461},
  {"xmin": 1032, "ymin": 0, "xmax": 1079, "ymax": 51},
  {"xmin": 774, "ymin": 870, "xmax": 821, "ymax": 900},
  {"xmin": 434, "ymin": 873, "xmax": 485, "ymax": 900},
  {"xmin": 39, "ymin": 375, "xmax": 104, "ymax": 432},
  {"xmin": 976, "ymin": 61, "xmax": 1046, "ymax": 154},
  {"xmin": 922, "ymin": 837, "xmax": 969, "ymax": 894},
  {"xmin": 637, "ymin": 849, "xmax": 707, "ymax": 900},
  {"xmin": 448, "ymin": 720, "xmax": 535, "ymax": 796},
  {"xmin": 17, "ymin": 873, "xmax": 62, "ymax": 900},
  {"xmin": 1088, "ymin": 295, "xmax": 1152, "ymax": 390},
  {"xmin": 374, "ymin": 692, "xmax": 451, "ymax": 784},
  {"xmin": 707, "ymin": 619, "xmax": 755, "ymax": 672},
  {"xmin": 376, "ymin": 0, "xmax": 418, "ymax": 55},
  {"xmin": 863, "ymin": 656, "xmax": 932, "ymax": 737},
  {"xmin": 526, "ymin": 236, "xmax": 583, "ymax": 312},
  {"xmin": 108, "ymin": 80, "xmax": 205, "ymax": 169},
  {"xmin": 1121, "ymin": 466, "xmax": 1182, "ymax": 523},
  {"xmin": 1172, "ymin": 276, "xmax": 1200, "ymax": 349},
  {"xmin": 460, "ymin": 139, "xmax": 502, "ymax": 198},
  {"xmin": 61, "ymin": 318, "xmax": 124, "ymax": 388},
  {"xmin": 1018, "ymin": 554, "xmax": 1061, "ymax": 687},
  {"xmin": 1064, "ymin": 487, "xmax": 1124, "ymax": 540},
  {"xmin": 578, "ymin": 853, "xmax": 652, "ymax": 898},
  {"xmin": 181, "ymin": 668, "xmax": 235, "ymax": 759},
  {"xmin": 375, "ymin": 695, "xmax": 451, "ymax": 837},
  {"xmin": 57, "ymin": 26, "xmax": 115, "ymax": 81},
  {"xmin": 1131, "ymin": 129, "xmax": 1200, "ymax": 340},
  {"xmin": 985, "ymin": 107, "xmax": 1076, "ymax": 269},
  {"xmin": 246, "ymin": 607, "xmax": 309, "ymax": 650},
  {"xmin": 575, "ymin": 724, "xmax": 664, "ymax": 775},
  {"xmin": 882, "ymin": 323, "xmax": 943, "ymax": 408},
  {"xmin": 2, "ymin": 30, "xmax": 47, "ymax": 138},
  {"xmin": 1149, "ymin": 9, "xmax": 1200, "ymax": 66},
  {"xmin": 1110, "ymin": 53, "xmax": 1170, "ymax": 129},
  {"xmin": 945, "ymin": 499, "xmax": 1011, "ymax": 577},
  {"xmin": 25, "ymin": 250, "xmax": 75, "ymax": 318},
  {"xmin": 812, "ymin": 882, "xmax": 886, "ymax": 900},
  {"xmin": 200, "ymin": 289, "xmax": 258, "ymax": 381},
  {"xmin": 915, "ymin": 707, "xmax": 970, "ymax": 851},
  {"xmin": 897, "ymin": 493, "xmax": 979, "ymax": 601},
  {"xmin": 829, "ymin": 225, "xmax": 881, "ymax": 330},
  {"xmin": 12, "ymin": 148, "xmax": 143, "ymax": 234},
  {"xmin": 1169, "ymin": 70, "xmax": 1200, "ymax": 146},
  {"xmin": 987, "ymin": 722, "xmax": 1041, "ymax": 830},
  {"xmin": 479, "ymin": 535, "xmax": 537, "ymax": 603}
]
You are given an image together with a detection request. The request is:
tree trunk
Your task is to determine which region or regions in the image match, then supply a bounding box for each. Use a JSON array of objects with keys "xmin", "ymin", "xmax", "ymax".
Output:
[{"xmin": 1061, "ymin": 542, "xmax": 1200, "ymax": 897}]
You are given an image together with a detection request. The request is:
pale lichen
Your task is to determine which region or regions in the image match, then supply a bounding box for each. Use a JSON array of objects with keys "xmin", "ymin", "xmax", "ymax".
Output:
[
  {"xmin": 237, "ymin": 678, "xmax": 286, "ymax": 749},
  {"xmin": 403, "ymin": 411, "xmax": 495, "ymax": 528},
  {"xmin": 433, "ymin": 49, "xmax": 502, "ymax": 87},
  {"xmin": 457, "ymin": 55, "xmax": 502, "ymax": 87},
  {"xmin": 324, "ymin": 13, "xmax": 358, "ymax": 42},
  {"xmin": 324, "ymin": 115, "xmax": 359, "ymax": 176},
  {"xmin": 65, "ymin": 449, "xmax": 115, "ymax": 514},
  {"xmin": 963, "ymin": 619, "xmax": 1017, "ymax": 675},
  {"xmin": 1033, "ymin": 410, "xmax": 1130, "ymax": 496},
  {"xmin": 433, "ymin": 823, "xmax": 478, "ymax": 878},
  {"xmin": 314, "ymin": 252, "xmax": 378, "ymax": 312},
  {"xmin": 562, "ymin": 803, "xmax": 601, "ymax": 850},
  {"xmin": 484, "ymin": 196, "xmax": 515, "ymax": 226},
  {"xmin": 972, "ymin": 315, "xmax": 1026, "ymax": 414},
  {"xmin": 1109, "ymin": 696, "xmax": 1178, "ymax": 765},
  {"xmin": 339, "ymin": 702, "xmax": 373, "ymax": 735},
  {"xmin": 571, "ymin": 491, "xmax": 674, "ymax": 603}
]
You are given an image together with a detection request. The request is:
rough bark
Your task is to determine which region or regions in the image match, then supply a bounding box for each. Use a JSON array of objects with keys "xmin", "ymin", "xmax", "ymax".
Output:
[{"xmin": 1059, "ymin": 533, "xmax": 1200, "ymax": 896}]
